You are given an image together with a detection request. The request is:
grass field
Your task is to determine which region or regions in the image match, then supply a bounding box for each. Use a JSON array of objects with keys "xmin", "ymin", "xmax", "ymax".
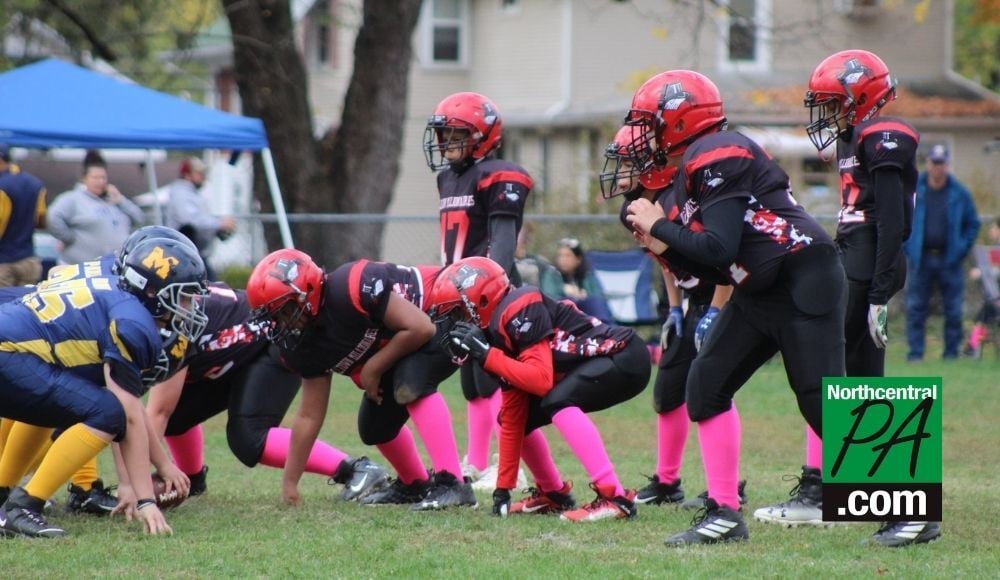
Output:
[{"xmin": 2, "ymin": 336, "xmax": 998, "ymax": 579}]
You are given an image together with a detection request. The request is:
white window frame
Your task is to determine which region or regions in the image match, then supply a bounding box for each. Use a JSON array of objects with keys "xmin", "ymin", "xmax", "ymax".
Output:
[
  {"xmin": 419, "ymin": 0, "xmax": 471, "ymax": 70},
  {"xmin": 717, "ymin": 0, "xmax": 771, "ymax": 74}
]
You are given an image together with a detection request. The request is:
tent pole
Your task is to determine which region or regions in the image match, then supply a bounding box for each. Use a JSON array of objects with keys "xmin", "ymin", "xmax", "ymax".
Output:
[
  {"xmin": 261, "ymin": 147, "xmax": 294, "ymax": 249},
  {"xmin": 144, "ymin": 149, "xmax": 162, "ymax": 225}
]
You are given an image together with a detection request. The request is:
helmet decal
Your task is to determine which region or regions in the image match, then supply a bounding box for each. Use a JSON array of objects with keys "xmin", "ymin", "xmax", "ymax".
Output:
[
  {"xmin": 660, "ymin": 82, "xmax": 690, "ymax": 111},
  {"xmin": 142, "ymin": 246, "xmax": 181, "ymax": 279}
]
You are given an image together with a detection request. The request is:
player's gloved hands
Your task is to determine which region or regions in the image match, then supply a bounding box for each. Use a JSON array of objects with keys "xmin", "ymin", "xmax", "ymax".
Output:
[
  {"xmin": 661, "ymin": 306, "xmax": 684, "ymax": 350},
  {"xmin": 694, "ymin": 306, "xmax": 720, "ymax": 352},
  {"xmin": 867, "ymin": 303, "xmax": 888, "ymax": 349},
  {"xmin": 448, "ymin": 321, "xmax": 491, "ymax": 362},
  {"xmin": 492, "ymin": 488, "xmax": 511, "ymax": 518}
]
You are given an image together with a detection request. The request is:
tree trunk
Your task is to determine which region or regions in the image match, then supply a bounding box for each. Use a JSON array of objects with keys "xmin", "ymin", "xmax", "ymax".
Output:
[
  {"xmin": 223, "ymin": 0, "xmax": 422, "ymax": 268},
  {"xmin": 324, "ymin": 0, "xmax": 423, "ymax": 263}
]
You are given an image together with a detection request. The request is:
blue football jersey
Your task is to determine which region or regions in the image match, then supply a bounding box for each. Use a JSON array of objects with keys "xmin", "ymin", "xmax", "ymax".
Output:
[{"xmin": 0, "ymin": 275, "xmax": 162, "ymax": 395}]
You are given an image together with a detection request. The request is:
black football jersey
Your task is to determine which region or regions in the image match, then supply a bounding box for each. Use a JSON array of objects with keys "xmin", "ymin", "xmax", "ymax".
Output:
[
  {"xmin": 620, "ymin": 187, "xmax": 717, "ymax": 300},
  {"xmin": 487, "ymin": 286, "xmax": 634, "ymax": 374},
  {"xmin": 278, "ymin": 260, "xmax": 428, "ymax": 379},
  {"xmin": 835, "ymin": 116, "xmax": 918, "ymax": 238},
  {"xmin": 184, "ymin": 285, "xmax": 268, "ymax": 382},
  {"xmin": 669, "ymin": 131, "xmax": 834, "ymax": 293},
  {"xmin": 437, "ymin": 159, "xmax": 531, "ymax": 265}
]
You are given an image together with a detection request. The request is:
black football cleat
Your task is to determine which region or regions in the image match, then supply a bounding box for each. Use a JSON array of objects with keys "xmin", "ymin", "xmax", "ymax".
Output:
[
  {"xmin": 664, "ymin": 498, "xmax": 748, "ymax": 546},
  {"xmin": 869, "ymin": 521, "xmax": 941, "ymax": 547},
  {"xmin": 361, "ymin": 476, "xmax": 431, "ymax": 506},
  {"xmin": 331, "ymin": 456, "xmax": 391, "ymax": 502},
  {"xmin": 681, "ymin": 479, "xmax": 748, "ymax": 510},
  {"xmin": 635, "ymin": 475, "xmax": 685, "ymax": 505},
  {"xmin": 411, "ymin": 471, "xmax": 478, "ymax": 511},
  {"xmin": 0, "ymin": 487, "xmax": 67, "ymax": 539},
  {"xmin": 65, "ymin": 479, "xmax": 118, "ymax": 516},
  {"xmin": 187, "ymin": 465, "xmax": 209, "ymax": 497}
]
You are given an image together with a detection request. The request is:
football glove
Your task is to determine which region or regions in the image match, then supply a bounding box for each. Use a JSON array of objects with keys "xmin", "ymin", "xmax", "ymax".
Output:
[
  {"xmin": 492, "ymin": 488, "xmax": 511, "ymax": 518},
  {"xmin": 867, "ymin": 303, "xmax": 888, "ymax": 349},
  {"xmin": 694, "ymin": 306, "xmax": 720, "ymax": 352},
  {"xmin": 448, "ymin": 321, "xmax": 491, "ymax": 362},
  {"xmin": 661, "ymin": 306, "xmax": 684, "ymax": 350}
]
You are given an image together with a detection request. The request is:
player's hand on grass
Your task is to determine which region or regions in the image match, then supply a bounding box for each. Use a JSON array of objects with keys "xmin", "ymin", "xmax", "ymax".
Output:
[
  {"xmin": 282, "ymin": 480, "xmax": 302, "ymax": 507},
  {"xmin": 136, "ymin": 502, "xmax": 173, "ymax": 536},
  {"xmin": 112, "ymin": 483, "xmax": 137, "ymax": 519}
]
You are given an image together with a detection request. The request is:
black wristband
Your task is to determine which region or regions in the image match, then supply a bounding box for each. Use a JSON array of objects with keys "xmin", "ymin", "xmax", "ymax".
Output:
[{"xmin": 137, "ymin": 498, "xmax": 156, "ymax": 510}]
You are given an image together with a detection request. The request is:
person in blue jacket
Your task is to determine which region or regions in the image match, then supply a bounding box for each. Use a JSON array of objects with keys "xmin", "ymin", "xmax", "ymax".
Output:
[{"xmin": 903, "ymin": 143, "xmax": 980, "ymax": 361}]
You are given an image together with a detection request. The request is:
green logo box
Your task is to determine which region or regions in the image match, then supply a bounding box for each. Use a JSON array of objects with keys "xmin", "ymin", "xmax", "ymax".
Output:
[{"xmin": 822, "ymin": 377, "xmax": 942, "ymax": 522}]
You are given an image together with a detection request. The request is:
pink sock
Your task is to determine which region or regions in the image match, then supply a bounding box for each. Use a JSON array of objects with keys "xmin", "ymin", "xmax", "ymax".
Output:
[
  {"xmin": 165, "ymin": 425, "xmax": 204, "ymax": 475},
  {"xmin": 551, "ymin": 407, "xmax": 623, "ymax": 496},
  {"xmin": 465, "ymin": 397, "xmax": 494, "ymax": 471},
  {"xmin": 258, "ymin": 427, "xmax": 350, "ymax": 476},
  {"xmin": 521, "ymin": 429, "xmax": 563, "ymax": 492},
  {"xmin": 805, "ymin": 424, "xmax": 823, "ymax": 473},
  {"xmin": 696, "ymin": 405, "xmax": 742, "ymax": 510},
  {"xmin": 656, "ymin": 405, "xmax": 690, "ymax": 484},
  {"xmin": 407, "ymin": 393, "xmax": 463, "ymax": 479},
  {"xmin": 970, "ymin": 324, "xmax": 987, "ymax": 349},
  {"xmin": 375, "ymin": 426, "xmax": 427, "ymax": 484}
]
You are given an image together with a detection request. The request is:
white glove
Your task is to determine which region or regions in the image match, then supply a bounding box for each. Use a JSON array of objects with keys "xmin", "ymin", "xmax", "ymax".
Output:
[{"xmin": 867, "ymin": 304, "xmax": 888, "ymax": 349}]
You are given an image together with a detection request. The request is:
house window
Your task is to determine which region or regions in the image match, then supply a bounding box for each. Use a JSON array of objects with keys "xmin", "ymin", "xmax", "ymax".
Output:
[
  {"xmin": 308, "ymin": 0, "xmax": 337, "ymax": 67},
  {"xmin": 421, "ymin": 0, "xmax": 469, "ymax": 67},
  {"xmin": 719, "ymin": 0, "xmax": 770, "ymax": 72}
]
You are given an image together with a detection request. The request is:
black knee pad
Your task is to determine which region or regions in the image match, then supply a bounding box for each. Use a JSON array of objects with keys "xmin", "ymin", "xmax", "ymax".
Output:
[{"xmin": 226, "ymin": 416, "xmax": 276, "ymax": 468}]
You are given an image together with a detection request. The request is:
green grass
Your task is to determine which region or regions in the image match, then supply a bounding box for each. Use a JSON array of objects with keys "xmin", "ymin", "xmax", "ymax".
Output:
[{"xmin": 2, "ymin": 345, "xmax": 998, "ymax": 579}]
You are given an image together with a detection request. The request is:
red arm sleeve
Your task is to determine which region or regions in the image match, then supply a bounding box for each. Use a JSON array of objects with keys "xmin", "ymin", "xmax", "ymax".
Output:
[
  {"xmin": 496, "ymin": 388, "xmax": 530, "ymax": 490},
  {"xmin": 483, "ymin": 342, "xmax": 553, "ymax": 397}
]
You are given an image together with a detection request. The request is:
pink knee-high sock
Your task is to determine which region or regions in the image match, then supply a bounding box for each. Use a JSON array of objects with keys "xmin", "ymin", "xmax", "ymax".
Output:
[
  {"xmin": 656, "ymin": 404, "xmax": 690, "ymax": 484},
  {"xmin": 407, "ymin": 393, "xmax": 463, "ymax": 479},
  {"xmin": 805, "ymin": 424, "xmax": 823, "ymax": 473},
  {"xmin": 696, "ymin": 405, "xmax": 742, "ymax": 510},
  {"xmin": 375, "ymin": 426, "xmax": 427, "ymax": 484},
  {"xmin": 521, "ymin": 428, "xmax": 563, "ymax": 492},
  {"xmin": 258, "ymin": 427, "xmax": 350, "ymax": 476},
  {"xmin": 465, "ymin": 396, "xmax": 494, "ymax": 471},
  {"xmin": 551, "ymin": 407, "xmax": 624, "ymax": 496},
  {"xmin": 165, "ymin": 425, "xmax": 204, "ymax": 475}
]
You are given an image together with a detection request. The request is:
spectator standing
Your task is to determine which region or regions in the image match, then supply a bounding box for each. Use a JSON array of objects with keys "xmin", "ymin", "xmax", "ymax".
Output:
[
  {"xmin": 165, "ymin": 157, "xmax": 236, "ymax": 280},
  {"xmin": 46, "ymin": 154, "xmax": 145, "ymax": 265},
  {"xmin": 904, "ymin": 143, "xmax": 981, "ymax": 361},
  {"xmin": 0, "ymin": 144, "xmax": 47, "ymax": 286}
]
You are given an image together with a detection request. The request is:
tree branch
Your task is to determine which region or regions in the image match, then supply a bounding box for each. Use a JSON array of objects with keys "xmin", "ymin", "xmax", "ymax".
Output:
[{"xmin": 43, "ymin": 0, "xmax": 118, "ymax": 62}]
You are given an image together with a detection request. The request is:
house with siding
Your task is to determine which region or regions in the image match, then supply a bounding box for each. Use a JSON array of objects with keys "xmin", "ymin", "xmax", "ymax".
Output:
[{"xmin": 191, "ymin": 0, "xmax": 1000, "ymax": 261}]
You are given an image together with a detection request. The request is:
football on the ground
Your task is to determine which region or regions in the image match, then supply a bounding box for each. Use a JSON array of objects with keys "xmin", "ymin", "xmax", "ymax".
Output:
[{"xmin": 152, "ymin": 473, "xmax": 187, "ymax": 509}]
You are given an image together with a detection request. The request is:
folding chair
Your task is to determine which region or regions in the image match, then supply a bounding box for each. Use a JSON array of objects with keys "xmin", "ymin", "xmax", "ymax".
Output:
[{"xmin": 585, "ymin": 248, "xmax": 662, "ymax": 326}]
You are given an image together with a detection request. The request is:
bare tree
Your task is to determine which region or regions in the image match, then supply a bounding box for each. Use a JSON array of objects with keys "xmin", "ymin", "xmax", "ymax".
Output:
[{"xmin": 223, "ymin": 0, "xmax": 423, "ymax": 267}]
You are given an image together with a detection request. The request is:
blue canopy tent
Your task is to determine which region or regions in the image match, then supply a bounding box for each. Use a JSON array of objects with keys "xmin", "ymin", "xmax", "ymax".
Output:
[{"xmin": 0, "ymin": 58, "xmax": 292, "ymax": 247}]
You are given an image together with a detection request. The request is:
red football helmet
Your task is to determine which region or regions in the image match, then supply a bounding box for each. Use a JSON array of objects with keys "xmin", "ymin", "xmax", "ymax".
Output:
[
  {"xmin": 626, "ymin": 70, "xmax": 726, "ymax": 164},
  {"xmin": 423, "ymin": 92, "xmax": 503, "ymax": 170},
  {"xmin": 246, "ymin": 249, "xmax": 324, "ymax": 349},
  {"xmin": 428, "ymin": 257, "xmax": 510, "ymax": 328},
  {"xmin": 804, "ymin": 50, "xmax": 897, "ymax": 151},
  {"xmin": 599, "ymin": 124, "xmax": 677, "ymax": 199}
]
